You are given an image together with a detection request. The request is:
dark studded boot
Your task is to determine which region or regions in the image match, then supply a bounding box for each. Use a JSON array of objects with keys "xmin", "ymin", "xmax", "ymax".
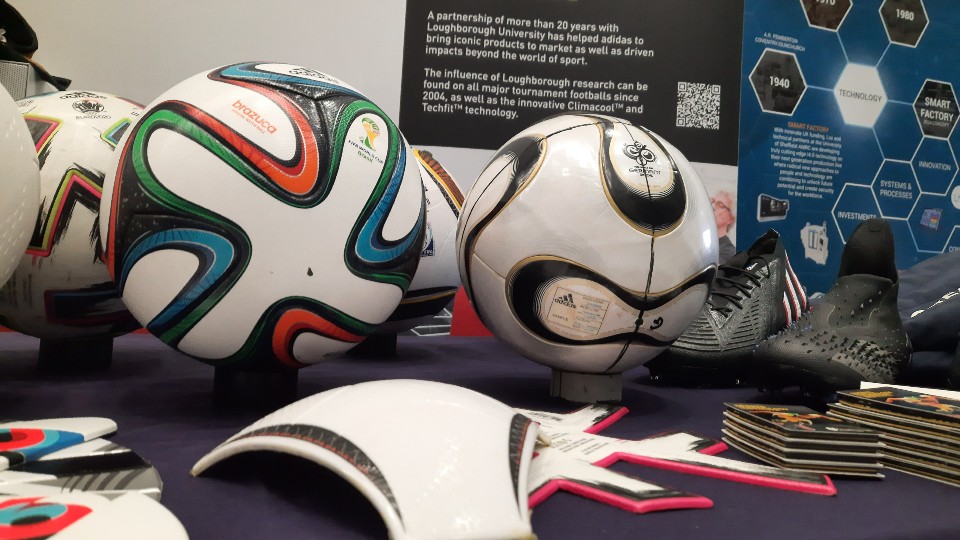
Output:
[{"xmin": 753, "ymin": 219, "xmax": 912, "ymax": 392}]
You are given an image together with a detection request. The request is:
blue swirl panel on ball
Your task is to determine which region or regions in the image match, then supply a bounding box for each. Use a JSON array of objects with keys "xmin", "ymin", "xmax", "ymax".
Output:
[{"xmin": 105, "ymin": 62, "xmax": 426, "ymax": 368}]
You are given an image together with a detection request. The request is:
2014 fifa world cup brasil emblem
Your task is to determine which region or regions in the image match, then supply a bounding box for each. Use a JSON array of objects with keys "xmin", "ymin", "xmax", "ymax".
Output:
[{"xmin": 362, "ymin": 118, "xmax": 381, "ymax": 150}]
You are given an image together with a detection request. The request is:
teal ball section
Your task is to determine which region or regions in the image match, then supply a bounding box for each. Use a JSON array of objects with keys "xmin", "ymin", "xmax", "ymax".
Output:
[{"xmin": 101, "ymin": 62, "xmax": 425, "ymax": 369}]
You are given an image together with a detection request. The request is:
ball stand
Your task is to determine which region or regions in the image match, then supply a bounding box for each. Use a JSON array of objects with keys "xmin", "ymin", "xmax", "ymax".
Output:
[
  {"xmin": 38, "ymin": 337, "xmax": 113, "ymax": 371},
  {"xmin": 346, "ymin": 333, "xmax": 398, "ymax": 358},
  {"xmin": 214, "ymin": 366, "xmax": 299, "ymax": 409},
  {"xmin": 551, "ymin": 370, "xmax": 623, "ymax": 403}
]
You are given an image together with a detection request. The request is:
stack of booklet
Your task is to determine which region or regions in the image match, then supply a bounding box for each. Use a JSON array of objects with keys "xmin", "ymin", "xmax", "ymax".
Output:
[
  {"xmin": 827, "ymin": 386, "xmax": 960, "ymax": 487},
  {"xmin": 722, "ymin": 403, "xmax": 884, "ymax": 478}
]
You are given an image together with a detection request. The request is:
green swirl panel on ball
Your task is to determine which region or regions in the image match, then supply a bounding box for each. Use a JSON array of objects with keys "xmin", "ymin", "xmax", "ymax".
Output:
[{"xmin": 105, "ymin": 62, "xmax": 424, "ymax": 368}]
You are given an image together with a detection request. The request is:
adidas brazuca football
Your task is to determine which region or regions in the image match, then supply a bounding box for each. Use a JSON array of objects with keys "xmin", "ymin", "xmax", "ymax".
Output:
[
  {"xmin": 0, "ymin": 91, "xmax": 141, "ymax": 340},
  {"xmin": 101, "ymin": 62, "xmax": 425, "ymax": 369},
  {"xmin": 457, "ymin": 114, "xmax": 718, "ymax": 390},
  {"xmin": 374, "ymin": 148, "xmax": 464, "ymax": 334}
]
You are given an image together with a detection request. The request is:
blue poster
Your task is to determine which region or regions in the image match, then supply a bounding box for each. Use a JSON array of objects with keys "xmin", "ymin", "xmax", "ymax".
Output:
[{"xmin": 739, "ymin": 0, "xmax": 960, "ymax": 293}]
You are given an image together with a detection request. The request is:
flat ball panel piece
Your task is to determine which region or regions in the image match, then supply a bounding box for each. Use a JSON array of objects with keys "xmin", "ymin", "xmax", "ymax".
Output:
[
  {"xmin": 0, "ymin": 492, "xmax": 187, "ymax": 539},
  {"xmin": 192, "ymin": 379, "xmax": 537, "ymax": 540}
]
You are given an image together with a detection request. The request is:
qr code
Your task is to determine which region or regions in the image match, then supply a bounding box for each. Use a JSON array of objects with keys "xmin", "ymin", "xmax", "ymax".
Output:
[{"xmin": 676, "ymin": 82, "xmax": 721, "ymax": 129}]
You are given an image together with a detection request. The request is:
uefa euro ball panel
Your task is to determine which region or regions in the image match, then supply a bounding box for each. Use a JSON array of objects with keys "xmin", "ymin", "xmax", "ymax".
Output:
[
  {"xmin": 101, "ymin": 63, "xmax": 425, "ymax": 368},
  {"xmin": 0, "ymin": 91, "xmax": 141, "ymax": 340},
  {"xmin": 457, "ymin": 114, "xmax": 718, "ymax": 374}
]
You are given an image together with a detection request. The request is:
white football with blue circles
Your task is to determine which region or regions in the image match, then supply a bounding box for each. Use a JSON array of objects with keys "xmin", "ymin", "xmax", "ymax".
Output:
[{"xmin": 457, "ymin": 114, "xmax": 718, "ymax": 374}]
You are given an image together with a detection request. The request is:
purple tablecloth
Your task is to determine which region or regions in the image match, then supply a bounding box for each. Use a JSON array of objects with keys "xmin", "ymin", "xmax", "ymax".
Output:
[{"xmin": 2, "ymin": 333, "xmax": 958, "ymax": 539}]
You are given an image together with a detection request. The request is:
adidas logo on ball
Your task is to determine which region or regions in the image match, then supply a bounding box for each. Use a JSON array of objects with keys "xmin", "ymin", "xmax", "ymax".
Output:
[{"xmin": 554, "ymin": 294, "xmax": 577, "ymax": 309}]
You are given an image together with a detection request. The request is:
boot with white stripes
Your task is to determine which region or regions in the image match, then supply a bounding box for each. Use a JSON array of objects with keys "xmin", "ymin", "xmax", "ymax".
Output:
[{"xmin": 646, "ymin": 229, "xmax": 807, "ymax": 387}]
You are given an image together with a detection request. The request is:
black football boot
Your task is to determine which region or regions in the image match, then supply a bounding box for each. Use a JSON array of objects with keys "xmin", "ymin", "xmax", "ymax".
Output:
[
  {"xmin": 645, "ymin": 229, "xmax": 806, "ymax": 387},
  {"xmin": 753, "ymin": 219, "xmax": 912, "ymax": 394}
]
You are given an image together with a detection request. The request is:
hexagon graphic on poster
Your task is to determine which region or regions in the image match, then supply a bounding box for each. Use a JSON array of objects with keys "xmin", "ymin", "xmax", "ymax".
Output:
[
  {"xmin": 834, "ymin": 64, "xmax": 887, "ymax": 128},
  {"xmin": 913, "ymin": 80, "xmax": 958, "ymax": 139},
  {"xmin": 750, "ymin": 49, "xmax": 807, "ymax": 116},
  {"xmin": 910, "ymin": 192, "xmax": 956, "ymax": 252},
  {"xmin": 880, "ymin": 0, "xmax": 929, "ymax": 47},
  {"xmin": 800, "ymin": 0, "xmax": 852, "ymax": 31},
  {"xmin": 0, "ymin": 92, "xmax": 141, "ymax": 340},
  {"xmin": 832, "ymin": 184, "xmax": 881, "ymax": 243},
  {"xmin": 912, "ymin": 137, "xmax": 957, "ymax": 195},
  {"xmin": 871, "ymin": 160, "xmax": 918, "ymax": 219},
  {"xmin": 101, "ymin": 62, "xmax": 425, "ymax": 369}
]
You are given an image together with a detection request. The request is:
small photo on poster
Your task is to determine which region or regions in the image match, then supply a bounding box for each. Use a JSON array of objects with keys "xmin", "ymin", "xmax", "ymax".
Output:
[
  {"xmin": 693, "ymin": 162, "xmax": 738, "ymax": 264},
  {"xmin": 920, "ymin": 208, "xmax": 943, "ymax": 231}
]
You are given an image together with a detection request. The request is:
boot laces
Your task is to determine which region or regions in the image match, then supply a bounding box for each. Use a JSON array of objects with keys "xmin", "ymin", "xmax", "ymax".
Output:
[{"xmin": 708, "ymin": 256, "xmax": 771, "ymax": 315}]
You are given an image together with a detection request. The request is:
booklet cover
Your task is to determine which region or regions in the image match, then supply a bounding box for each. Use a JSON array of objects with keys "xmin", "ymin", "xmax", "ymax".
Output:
[
  {"xmin": 725, "ymin": 403, "xmax": 878, "ymax": 441},
  {"xmin": 829, "ymin": 400, "xmax": 960, "ymax": 437},
  {"xmin": 837, "ymin": 388, "xmax": 960, "ymax": 428}
]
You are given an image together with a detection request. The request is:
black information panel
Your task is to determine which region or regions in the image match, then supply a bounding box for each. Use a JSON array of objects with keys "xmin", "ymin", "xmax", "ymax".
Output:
[{"xmin": 399, "ymin": 0, "xmax": 744, "ymax": 164}]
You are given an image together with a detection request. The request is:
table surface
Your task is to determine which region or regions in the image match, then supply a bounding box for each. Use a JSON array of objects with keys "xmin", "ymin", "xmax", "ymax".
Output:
[{"xmin": 2, "ymin": 333, "xmax": 959, "ymax": 540}]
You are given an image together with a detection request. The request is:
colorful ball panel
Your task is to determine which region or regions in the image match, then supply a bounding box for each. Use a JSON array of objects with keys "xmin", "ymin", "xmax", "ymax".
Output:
[
  {"xmin": 101, "ymin": 63, "xmax": 425, "ymax": 369},
  {"xmin": 0, "ymin": 91, "xmax": 141, "ymax": 340}
]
